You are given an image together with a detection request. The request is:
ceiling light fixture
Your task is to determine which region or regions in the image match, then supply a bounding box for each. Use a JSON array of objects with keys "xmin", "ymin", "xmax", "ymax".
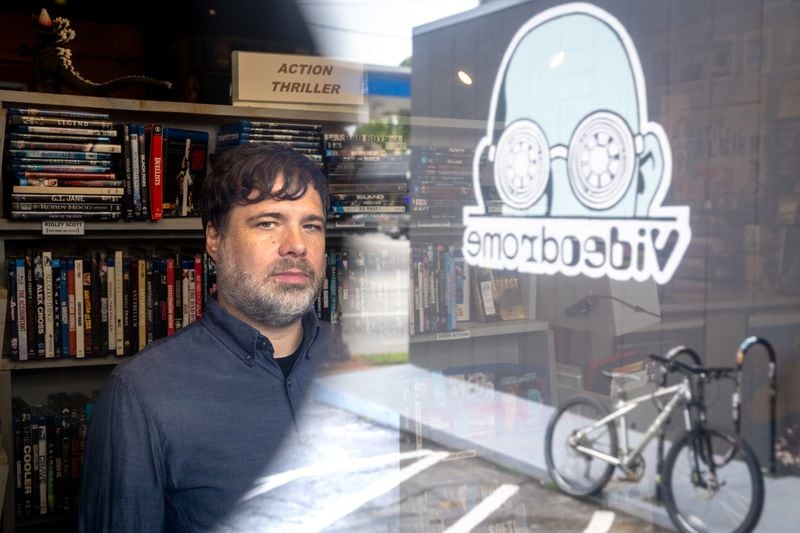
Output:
[{"xmin": 549, "ymin": 51, "xmax": 565, "ymax": 68}]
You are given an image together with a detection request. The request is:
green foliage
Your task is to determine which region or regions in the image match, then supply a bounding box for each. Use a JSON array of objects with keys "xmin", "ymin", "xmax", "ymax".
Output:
[
  {"xmin": 354, "ymin": 118, "xmax": 407, "ymax": 138},
  {"xmin": 352, "ymin": 117, "xmax": 409, "ymax": 146},
  {"xmin": 363, "ymin": 352, "xmax": 409, "ymax": 364}
]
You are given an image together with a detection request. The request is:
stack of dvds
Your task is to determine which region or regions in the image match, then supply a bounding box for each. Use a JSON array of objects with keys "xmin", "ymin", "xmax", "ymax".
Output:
[
  {"xmin": 409, "ymin": 146, "xmax": 474, "ymax": 225},
  {"xmin": 325, "ymin": 133, "xmax": 409, "ymax": 221},
  {"xmin": 214, "ymin": 120, "xmax": 323, "ymax": 167},
  {"xmin": 4, "ymin": 107, "xmax": 123, "ymax": 221},
  {"xmin": 410, "ymin": 146, "xmax": 502, "ymax": 225}
]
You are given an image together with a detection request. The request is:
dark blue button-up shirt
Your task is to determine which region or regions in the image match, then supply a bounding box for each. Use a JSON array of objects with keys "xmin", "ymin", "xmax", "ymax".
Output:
[{"xmin": 79, "ymin": 297, "xmax": 339, "ymax": 532}]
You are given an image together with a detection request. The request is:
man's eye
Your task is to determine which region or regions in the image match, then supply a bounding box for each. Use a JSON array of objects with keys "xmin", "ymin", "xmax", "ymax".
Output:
[
  {"xmin": 257, "ymin": 221, "xmax": 276, "ymax": 229},
  {"xmin": 305, "ymin": 224, "xmax": 323, "ymax": 232}
]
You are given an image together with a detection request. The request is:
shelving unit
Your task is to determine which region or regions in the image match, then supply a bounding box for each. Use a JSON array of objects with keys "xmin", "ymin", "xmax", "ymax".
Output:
[
  {"xmin": 405, "ymin": 224, "xmax": 557, "ymax": 408},
  {"xmin": 392, "ymin": 114, "xmax": 560, "ymax": 429},
  {"xmin": 0, "ymin": 89, "xmax": 368, "ymax": 533}
]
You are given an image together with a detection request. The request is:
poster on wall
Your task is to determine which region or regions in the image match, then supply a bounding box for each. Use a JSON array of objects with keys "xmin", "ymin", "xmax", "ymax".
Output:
[{"xmin": 462, "ymin": 3, "xmax": 692, "ymax": 286}]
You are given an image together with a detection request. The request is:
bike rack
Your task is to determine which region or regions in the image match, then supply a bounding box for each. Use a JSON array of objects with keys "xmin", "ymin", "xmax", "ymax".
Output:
[
  {"xmin": 655, "ymin": 345, "xmax": 702, "ymax": 502},
  {"xmin": 663, "ymin": 345, "xmax": 702, "ymax": 368},
  {"xmin": 734, "ymin": 336, "xmax": 777, "ymax": 475}
]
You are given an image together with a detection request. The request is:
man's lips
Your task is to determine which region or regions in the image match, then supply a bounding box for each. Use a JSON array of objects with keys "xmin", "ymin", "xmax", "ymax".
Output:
[{"xmin": 271, "ymin": 270, "xmax": 310, "ymax": 284}]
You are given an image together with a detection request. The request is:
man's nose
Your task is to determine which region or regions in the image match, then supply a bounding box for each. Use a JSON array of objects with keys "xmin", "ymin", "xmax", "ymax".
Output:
[{"xmin": 278, "ymin": 225, "xmax": 307, "ymax": 257}]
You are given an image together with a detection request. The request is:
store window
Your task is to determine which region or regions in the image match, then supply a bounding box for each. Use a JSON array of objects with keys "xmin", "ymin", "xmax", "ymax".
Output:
[{"xmin": 306, "ymin": 0, "xmax": 799, "ymax": 531}]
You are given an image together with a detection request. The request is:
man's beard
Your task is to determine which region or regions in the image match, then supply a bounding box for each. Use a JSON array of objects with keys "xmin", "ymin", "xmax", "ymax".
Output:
[{"xmin": 216, "ymin": 250, "xmax": 322, "ymax": 329}]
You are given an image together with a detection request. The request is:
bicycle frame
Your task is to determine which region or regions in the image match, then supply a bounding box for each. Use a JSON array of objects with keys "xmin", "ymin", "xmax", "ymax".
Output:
[
  {"xmin": 571, "ymin": 379, "xmax": 692, "ymax": 470},
  {"xmin": 547, "ymin": 353, "xmax": 765, "ymax": 533}
]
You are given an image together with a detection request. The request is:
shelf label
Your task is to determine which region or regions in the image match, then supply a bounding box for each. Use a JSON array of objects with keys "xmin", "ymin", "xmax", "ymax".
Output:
[
  {"xmin": 416, "ymin": 221, "xmax": 453, "ymax": 228},
  {"xmin": 232, "ymin": 51, "xmax": 365, "ymax": 106},
  {"xmin": 333, "ymin": 221, "xmax": 366, "ymax": 228},
  {"xmin": 41, "ymin": 221, "xmax": 85, "ymax": 235},
  {"xmin": 435, "ymin": 330, "xmax": 471, "ymax": 341}
]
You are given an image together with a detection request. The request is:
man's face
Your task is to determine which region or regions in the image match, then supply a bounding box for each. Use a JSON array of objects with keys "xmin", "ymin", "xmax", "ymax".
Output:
[{"xmin": 207, "ymin": 181, "xmax": 326, "ymax": 329}]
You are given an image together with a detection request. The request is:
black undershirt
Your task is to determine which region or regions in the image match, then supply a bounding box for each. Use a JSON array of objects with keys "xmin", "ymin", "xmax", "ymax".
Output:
[{"xmin": 275, "ymin": 347, "xmax": 301, "ymax": 378}]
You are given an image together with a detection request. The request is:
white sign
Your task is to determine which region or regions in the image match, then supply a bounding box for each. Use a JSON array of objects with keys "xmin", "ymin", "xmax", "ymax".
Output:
[
  {"xmin": 435, "ymin": 330, "xmax": 471, "ymax": 341},
  {"xmin": 232, "ymin": 51, "xmax": 365, "ymax": 106},
  {"xmin": 41, "ymin": 221, "xmax": 84, "ymax": 235},
  {"xmin": 463, "ymin": 3, "xmax": 691, "ymax": 284}
]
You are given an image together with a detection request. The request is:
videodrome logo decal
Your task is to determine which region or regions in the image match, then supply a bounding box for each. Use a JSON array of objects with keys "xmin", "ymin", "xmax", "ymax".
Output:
[{"xmin": 463, "ymin": 2, "xmax": 691, "ymax": 284}]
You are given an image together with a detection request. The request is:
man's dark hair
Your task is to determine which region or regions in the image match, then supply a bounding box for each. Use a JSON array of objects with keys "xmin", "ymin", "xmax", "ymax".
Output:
[{"xmin": 201, "ymin": 143, "xmax": 329, "ymax": 233}]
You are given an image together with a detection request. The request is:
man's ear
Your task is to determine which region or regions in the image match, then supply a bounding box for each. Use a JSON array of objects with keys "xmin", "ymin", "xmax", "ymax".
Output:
[{"xmin": 205, "ymin": 223, "xmax": 220, "ymax": 262}]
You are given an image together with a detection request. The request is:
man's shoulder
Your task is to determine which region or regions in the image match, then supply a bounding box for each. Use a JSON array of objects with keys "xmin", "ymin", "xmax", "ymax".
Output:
[{"xmin": 110, "ymin": 322, "xmax": 213, "ymax": 387}]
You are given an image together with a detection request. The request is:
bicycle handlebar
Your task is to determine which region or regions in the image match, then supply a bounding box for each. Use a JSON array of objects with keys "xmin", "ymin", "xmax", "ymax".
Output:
[{"xmin": 649, "ymin": 354, "xmax": 735, "ymax": 380}]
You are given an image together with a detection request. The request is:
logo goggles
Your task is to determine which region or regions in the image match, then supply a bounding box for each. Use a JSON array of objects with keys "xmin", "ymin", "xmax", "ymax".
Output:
[{"xmin": 493, "ymin": 111, "xmax": 644, "ymax": 210}]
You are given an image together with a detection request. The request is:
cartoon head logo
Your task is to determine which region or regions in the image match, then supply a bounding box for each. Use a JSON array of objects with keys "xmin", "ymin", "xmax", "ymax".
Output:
[{"xmin": 463, "ymin": 2, "xmax": 691, "ymax": 284}]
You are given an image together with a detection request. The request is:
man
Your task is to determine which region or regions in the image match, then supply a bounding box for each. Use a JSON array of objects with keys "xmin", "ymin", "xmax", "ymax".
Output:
[{"xmin": 80, "ymin": 143, "xmax": 344, "ymax": 532}]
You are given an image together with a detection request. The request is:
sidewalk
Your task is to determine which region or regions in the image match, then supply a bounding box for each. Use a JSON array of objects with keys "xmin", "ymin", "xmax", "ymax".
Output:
[{"xmin": 313, "ymin": 363, "xmax": 798, "ymax": 532}]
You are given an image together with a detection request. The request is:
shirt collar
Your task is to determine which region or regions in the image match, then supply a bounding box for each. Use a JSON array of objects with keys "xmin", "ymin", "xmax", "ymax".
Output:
[{"xmin": 202, "ymin": 296, "xmax": 320, "ymax": 368}]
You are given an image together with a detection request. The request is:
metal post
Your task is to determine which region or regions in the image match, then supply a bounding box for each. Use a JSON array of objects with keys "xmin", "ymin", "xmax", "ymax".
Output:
[{"xmin": 735, "ymin": 336, "xmax": 777, "ymax": 475}]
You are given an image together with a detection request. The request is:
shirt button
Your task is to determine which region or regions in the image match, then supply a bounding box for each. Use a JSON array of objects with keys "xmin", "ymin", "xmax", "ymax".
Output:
[{"xmin": 287, "ymin": 377, "xmax": 293, "ymax": 387}]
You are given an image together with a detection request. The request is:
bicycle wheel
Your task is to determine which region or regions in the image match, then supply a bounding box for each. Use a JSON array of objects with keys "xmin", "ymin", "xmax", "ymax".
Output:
[
  {"xmin": 663, "ymin": 427, "xmax": 764, "ymax": 533},
  {"xmin": 545, "ymin": 396, "xmax": 618, "ymax": 497}
]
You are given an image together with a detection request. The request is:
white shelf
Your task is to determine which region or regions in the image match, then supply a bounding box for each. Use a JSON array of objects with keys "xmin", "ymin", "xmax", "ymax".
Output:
[
  {"xmin": 0, "ymin": 218, "xmax": 405, "ymax": 241},
  {"xmin": 0, "ymin": 217, "xmax": 203, "ymax": 235},
  {"xmin": 0, "ymin": 90, "xmax": 363, "ymax": 124},
  {"xmin": 410, "ymin": 318, "xmax": 549, "ymax": 343},
  {"xmin": 1, "ymin": 355, "xmax": 125, "ymax": 372}
]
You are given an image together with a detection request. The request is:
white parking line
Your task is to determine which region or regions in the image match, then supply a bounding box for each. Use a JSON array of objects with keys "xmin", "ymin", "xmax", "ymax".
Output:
[
  {"xmin": 296, "ymin": 451, "xmax": 451, "ymax": 532},
  {"xmin": 239, "ymin": 449, "xmax": 437, "ymax": 501},
  {"xmin": 583, "ymin": 510, "xmax": 616, "ymax": 533},
  {"xmin": 444, "ymin": 484, "xmax": 520, "ymax": 533}
]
